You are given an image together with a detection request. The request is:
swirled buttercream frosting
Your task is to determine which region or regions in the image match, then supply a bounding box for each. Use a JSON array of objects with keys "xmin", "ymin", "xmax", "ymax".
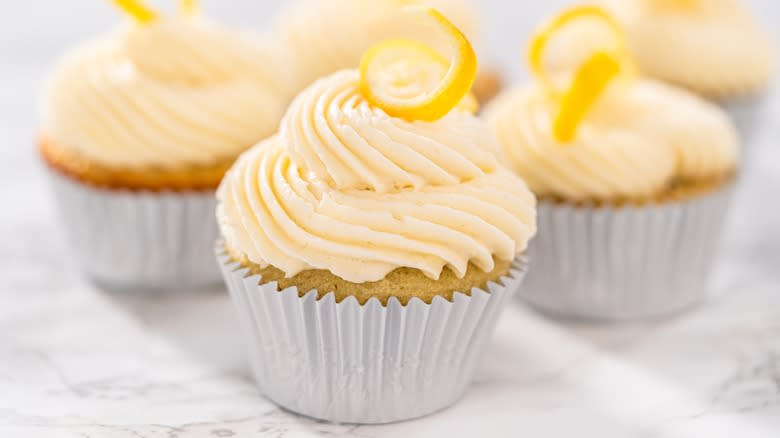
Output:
[
  {"xmin": 43, "ymin": 16, "xmax": 293, "ymax": 170},
  {"xmin": 276, "ymin": 0, "xmax": 480, "ymax": 91},
  {"xmin": 485, "ymin": 78, "xmax": 738, "ymax": 202},
  {"xmin": 589, "ymin": 0, "xmax": 774, "ymax": 98},
  {"xmin": 217, "ymin": 70, "xmax": 537, "ymax": 283}
]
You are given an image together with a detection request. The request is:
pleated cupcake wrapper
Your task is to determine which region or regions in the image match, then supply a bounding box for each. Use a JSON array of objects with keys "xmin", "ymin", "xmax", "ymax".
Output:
[
  {"xmin": 216, "ymin": 248, "xmax": 528, "ymax": 424},
  {"xmin": 520, "ymin": 185, "xmax": 734, "ymax": 321},
  {"xmin": 719, "ymin": 93, "xmax": 767, "ymax": 152},
  {"xmin": 48, "ymin": 169, "xmax": 221, "ymax": 289}
]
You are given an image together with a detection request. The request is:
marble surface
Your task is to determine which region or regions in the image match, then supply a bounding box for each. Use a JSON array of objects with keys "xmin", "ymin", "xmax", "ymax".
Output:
[{"xmin": 2, "ymin": 1, "xmax": 780, "ymax": 437}]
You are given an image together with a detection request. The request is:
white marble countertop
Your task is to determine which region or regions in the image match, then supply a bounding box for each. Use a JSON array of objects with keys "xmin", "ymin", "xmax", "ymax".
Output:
[{"xmin": 2, "ymin": 1, "xmax": 780, "ymax": 437}]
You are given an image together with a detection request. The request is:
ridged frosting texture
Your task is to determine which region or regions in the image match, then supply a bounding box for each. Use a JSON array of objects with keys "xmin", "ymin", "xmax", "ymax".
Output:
[
  {"xmin": 217, "ymin": 70, "xmax": 537, "ymax": 283},
  {"xmin": 276, "ymin": 0, "xmax": 480, "ymax": 91},
  {"xmin": 590, "ymin": 0, "xmax": 774, "ymax": 98},
  {"xmin": 485, "ymin": 78, "xmax": 738, "ymax": 202},
  {"xmin": 44, "ymin": 17, "xmax": 293, "ymax": 170}
]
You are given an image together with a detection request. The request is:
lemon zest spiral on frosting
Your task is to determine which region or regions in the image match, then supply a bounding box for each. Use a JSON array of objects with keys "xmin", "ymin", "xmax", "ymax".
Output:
[
  {"xmin": 112, "ymin": 0, "xmax": 200, "ymax": 23},
  {"xmin": 112, "ymin": 0, "xmax": 157, "ymax": 23},
  {"xmin": 553, "ymin": 51, "xmax": 621, "ymax": 142},
  {"xmin": 359, "ymin": 7, "xmax": 477, "ymax": 122},
  {"xmin": 528, "ymin": 5, "xmax": 634, "ymax": 142}
]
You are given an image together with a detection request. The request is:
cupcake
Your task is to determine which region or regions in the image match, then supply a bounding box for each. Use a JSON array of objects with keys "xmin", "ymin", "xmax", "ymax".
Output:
[
  {"xmin": 275, "ymin": 0, "xmax": 504, "ymax": 104},
  {"xmin": 216, "ymin": 8, "xmax": 536, "ymax": 423},
  {"xmin": 485, "ymin": 6, "xmax": 738, "ymax": 320},
  {"xmin": 586, "ymin": 0, "xmax": 774, "ymax": 146},
  {"xmin": 40, "ymin": 1, "xmax": 293, "ymax": 288}
]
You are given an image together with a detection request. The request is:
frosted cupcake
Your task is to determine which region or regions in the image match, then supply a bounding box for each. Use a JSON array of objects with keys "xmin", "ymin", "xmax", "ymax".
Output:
[
  {"xmin": 588, "ymin": 0, "xmax": 774, "ymax": 145},
  {"xmin": 485, "ymin": 6, "xmax": 738, "ymax": 320},
  {"xmin": 216, "ymin": 8, "xmax": 536, "ymax": 423},
  {"xmin": 40, "ymin": 1, "xmax": 293, "ymax": 288},
  {"xmin": 275, "ymin": 0, "xmax": 503, "ymax": 104}
]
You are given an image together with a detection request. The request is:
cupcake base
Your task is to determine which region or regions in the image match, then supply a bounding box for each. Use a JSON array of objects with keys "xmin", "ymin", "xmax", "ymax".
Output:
[
  {"xmin": 47, "ymin": 169, "xmax": 222, "ymax": 289},
  {"xmin": 226, "ymin": 244, "xmax": 514, "ymax": 305},
  {"xmin": 217, "ymin": 246, "xmax": 528, "ymax": 424},
  {"xmin": 39, "ymin": 135, "xmax": 231, "ymax": 191},
  {"xmin": 519, "ymin": 183, "xmax": 733, "ymax": 321}
]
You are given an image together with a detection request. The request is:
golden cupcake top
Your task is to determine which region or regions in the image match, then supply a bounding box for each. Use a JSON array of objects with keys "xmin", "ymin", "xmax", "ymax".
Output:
[
  {"xmin": 589, "ymin": 0, "xmax": 774, "ymax": 98},
  {"xmin": 218, "ymin": 7, "xmax": 536, "ymax": 284},
  {"xmin": 485, "ymin": 5, "xmax": 738, "ymax": 204},
  {"xmin": 42, "ymin": 0, "xmax": 294, "ymax": 171}
]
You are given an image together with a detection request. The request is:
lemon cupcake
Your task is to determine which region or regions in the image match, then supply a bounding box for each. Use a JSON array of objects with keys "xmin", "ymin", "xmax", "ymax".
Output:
[
  {"xmin": 41, "ymin": 1, "xmax": 292, "ymax": 288},
  {"xmin": 485, "ymin": 6, "xmax": 737, "ymax": 320},
  {"xmin": 216, "ymin": 8, "xmax": 536, "ymax": 423},
  {"xmin": 588, "ymin": 0, "xmax": 774, "ymax": 146},
  {"xmin": 275, "ymin": 0, "xmax": 503, "ymax": 104}
]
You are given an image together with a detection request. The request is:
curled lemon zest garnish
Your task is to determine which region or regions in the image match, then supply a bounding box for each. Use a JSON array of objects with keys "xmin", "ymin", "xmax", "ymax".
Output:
[
  {"xmin": 553, "ymin": 51, "xmax": 621, "ymax": 141},
  {"xmin": 528, "ymin": 5, "xmax": 633, "ymax": 142},
  {"xmin": 528, "ymin": 5, "xmax": 627, "ymax": 96},
  {"xmin": 112, "ymin": 0, "xmax": 157, "ymax": 23},
  {"xmin": 180, "ymin": 0, "xmax": 199, "ymax": 15},
  {"xmin": 359, "ymin": 7, "xmax": 478, "ymax": 122}
]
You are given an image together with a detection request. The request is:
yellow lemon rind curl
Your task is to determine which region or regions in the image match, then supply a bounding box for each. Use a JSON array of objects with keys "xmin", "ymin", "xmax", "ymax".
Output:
[{"xmin": 359, "ymin": 7, "xmax": 478, "ymax": 122}]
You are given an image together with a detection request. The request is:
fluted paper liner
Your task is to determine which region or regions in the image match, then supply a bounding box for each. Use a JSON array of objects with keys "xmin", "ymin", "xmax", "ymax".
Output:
[
  {"xmin": 48, "ymin": 169, "xmax": 221, "ymax": 288},
  {"xmin": 217, "ymin": 248, "xmax": 528, "ymax": 424},
  {"xmin": 520, "ymin": 185, "xmax": 733, "ymax": 320}
]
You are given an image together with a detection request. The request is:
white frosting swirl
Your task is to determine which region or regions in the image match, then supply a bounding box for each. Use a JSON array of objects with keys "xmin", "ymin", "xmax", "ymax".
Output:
[
  {"xmin": 218, "ymin": 70, "xmax": 537, "ymax": 283},
  {"xmin": 276, "ymin": 0, "xmax": 481, "ymax": 91},
  {"xmin": 44, "ymin": 16, "xmax": 294, "ymax": 169},
  {"xmin": 485, "ymin": 78, "xmax": 738, "ymax": 201}
]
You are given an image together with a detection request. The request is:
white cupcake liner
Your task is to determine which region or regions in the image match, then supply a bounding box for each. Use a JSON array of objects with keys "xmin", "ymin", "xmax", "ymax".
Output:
[
  {"xmin": 719, "ymin": 93, "xmax": 768, "ymax": 152},
  {"xmin": 216, "ymin": 248, "xmax": 528, "ymax": 424},
  {"xmin": 519, "ymin": 185, "xmax": 734, "ymax": 321},
  {"xmin": 47, "ymin": 169, "xmax": 221, "ymax": 289}
]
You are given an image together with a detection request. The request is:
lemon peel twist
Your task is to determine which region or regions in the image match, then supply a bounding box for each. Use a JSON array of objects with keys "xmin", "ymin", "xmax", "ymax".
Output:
[
  {"xmin": 359, "ymin": 7, "xmax": 478, "ymax": 122},
  {"xmin": 553, "ymin": 51, "xmax": 621, "ymax": 141},
  {"xmin": 112, "ymin": 0, "xmax": 157, "ymax": 23},
  {"xmin": 528, "ymin": 5, "xmax": 634, "ymax": 142},
  {"xmin": 111, "ymin": 0, "xmax": 199, "ymax": 23}
]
